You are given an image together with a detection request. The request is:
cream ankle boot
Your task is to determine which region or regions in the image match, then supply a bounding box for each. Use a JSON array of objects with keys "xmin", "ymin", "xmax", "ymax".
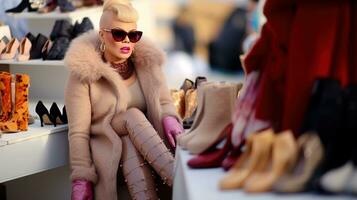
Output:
[{"xmin": 186, "ymin": 83, "xmax": 241, "ymax": 154}]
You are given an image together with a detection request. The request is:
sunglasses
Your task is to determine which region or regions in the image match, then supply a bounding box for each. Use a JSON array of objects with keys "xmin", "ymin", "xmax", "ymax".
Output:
[{"xmin": 102, "ymin": 28, "xmax": 143, "ymax": 43}]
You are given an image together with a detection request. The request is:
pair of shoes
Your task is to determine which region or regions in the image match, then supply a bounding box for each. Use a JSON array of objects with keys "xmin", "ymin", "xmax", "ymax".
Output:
[
  {"xmin": 182, "ymin": 77, "xmax": 207, "ymax": 129},
  {"xmin": 27, "ymin": 21, "xmax": 70, "ymax": 60},
  {"xmin": 187, "ymin": 127, "xmax": 244, "ymax": 170},
  {"xmin": 0, "ymin": 73, "xmax": 30, "ymax": 133},
  {"xmin": 170, "ymin": 77, "xmax": 207, "ymax": 123},
  {"xmin": 177, "ymin": 82, "xmax": 242, "ymax": 154},
  {"xmin": 44, "ymin": 18, "xmax": 93, "ymax": 60},
  {"xmin": 300, "ymin": 79, "xmax": 353, "ymax": 193},
  {"xmin": 72, "ymin": 17, "xmax": 94, "ymax": 39},
  {"xmin": 187, "ymin": 123, "xmax": 236, "ymax": 168},
  {"xmin": 219, "ymin": 130, "xmax": 298, "ymax": 193},
  {"xmin": 316, "ymin": 84, "xmax": 357, "ymax": 194},
  {"xmin": 50, "ymin": 17, "xmax": 93, "ymax": 41},
  {"xmin": 5, "ymin": 0, "xmax": 40, "ymax": 13},
  {"xmin": 35, "ymin": 101, "xmax": 67, "ymax": 127},
  {"xmin": 27, "ymin": 33, "xmax": 49, "ymax": 60},
  {"xmin": 0, "ymin": 37, "xmax": 32, "ymax": 61}
]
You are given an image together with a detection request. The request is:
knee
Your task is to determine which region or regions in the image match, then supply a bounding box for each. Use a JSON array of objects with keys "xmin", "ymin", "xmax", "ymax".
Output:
[{"xmin": 126, "ymin": 108, "xmax": 146, "ymax": 119}]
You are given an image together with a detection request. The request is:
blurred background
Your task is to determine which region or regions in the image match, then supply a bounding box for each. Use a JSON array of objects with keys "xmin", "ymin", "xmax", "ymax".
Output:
[{"xmin": 0, "ymin": 0, "xmax": 267, "ymax": 87}]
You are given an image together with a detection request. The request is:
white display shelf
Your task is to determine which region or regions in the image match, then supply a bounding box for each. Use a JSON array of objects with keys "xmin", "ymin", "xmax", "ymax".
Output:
[
  {"xmin": 173, "ymin": 146, "xmax": 353, "ymax": 200},
  {"xmin": 0, "ymin": 59, "xmax": 64, "ymax": 66},
  {"xmin": 6, "ymin": 6, "xmax": 102, "ymax": 20},
  {"xmin": 0, "ymin": 120, "xmax": 67, "ymax": 145},
  {"xmin": 0, "ymin": 119, "xmax": 68, "ymax": 183}
]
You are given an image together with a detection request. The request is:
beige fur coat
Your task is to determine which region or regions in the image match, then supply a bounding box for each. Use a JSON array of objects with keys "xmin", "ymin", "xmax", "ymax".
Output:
[{"xmin": 64, "ymin": 31, "xmax": 178, "ymax": 200}]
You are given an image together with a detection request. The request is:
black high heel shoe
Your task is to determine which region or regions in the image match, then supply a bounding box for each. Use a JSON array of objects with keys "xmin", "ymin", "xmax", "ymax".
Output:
[
  {"xmin": 6, "ymin": 0, "xmax": 29, "ymax": 13},
  {"xmin": 62, "ymin": 106, "xmax": 68, "ymax": 124},
  {"xmin": 35, "ymin": 101, "xmax": 55, "ymax": 127},
  {"xmin": 30, "ymin": 34, "xmax": 48, "ymax": 59},
  {"xmin": 72, "ymin": 17, "xmax": 94, "ymax": 39},
  {"xmin": 5, "ymin": 0, "xmax": 39, "ymax": 13},
  {"xmin": 50, "ymin": 102, "xmax": 67, "ymax": 126}
]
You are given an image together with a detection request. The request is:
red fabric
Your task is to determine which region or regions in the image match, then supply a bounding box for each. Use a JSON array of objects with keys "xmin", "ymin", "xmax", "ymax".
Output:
[
  {"xmin": 350, "ymin": 2, "xmax": 357, "ymax": 84},
  {"xmin": 243, "ymin": 0, "xmax": 353, "ymax": 136}
]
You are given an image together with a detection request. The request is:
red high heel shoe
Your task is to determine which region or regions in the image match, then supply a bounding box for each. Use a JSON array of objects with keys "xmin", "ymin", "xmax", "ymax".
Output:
[
  {"xmin": 222, "ymin": 145, "xmax": 244, "ymax": 171},
  {"xmin": 187, "ymin": 123, "xmax": 234, "ymax": 168}
]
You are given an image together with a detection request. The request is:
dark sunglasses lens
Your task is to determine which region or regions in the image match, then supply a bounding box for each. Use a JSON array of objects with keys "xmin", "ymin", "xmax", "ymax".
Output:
[
  {"xmin": 111, "ymin": 29, "xmax": 127, "ymax": 42},
  {"xmin": 128, "ymin": 31, "xmax": 143, "ymax": 43}
]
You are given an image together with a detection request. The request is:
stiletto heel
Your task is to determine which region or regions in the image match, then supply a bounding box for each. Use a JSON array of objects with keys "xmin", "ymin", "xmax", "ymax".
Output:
[
  {"xmin": 50, "ymin": 102, "xmax": 65, "ymax": 126},
  {"xmin": 39, "ymin": 116, "xmax": 44, "ymax": 127},
  {"xmin": 35, "ymin": 101, "xmax": 54, "ymax": 127},
  {"xmin": 62, "ymin": 106, "xmax": 68, "ymax": 124}
]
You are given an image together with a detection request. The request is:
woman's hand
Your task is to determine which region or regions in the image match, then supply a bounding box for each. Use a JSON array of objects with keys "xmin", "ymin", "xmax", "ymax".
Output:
[
  {"xmin": 162, "ymin": 116, "xmax": 184, "ymax": 148},
  {"xmin": 72, "ymin": 179, "xmax": 93, "ymax": 200}
]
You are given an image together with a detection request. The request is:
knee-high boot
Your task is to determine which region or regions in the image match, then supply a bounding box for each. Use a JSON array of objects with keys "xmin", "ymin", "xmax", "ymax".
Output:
[
  {"xmin": 114, "ymin": 108, "xmax": 175, "ymax": 186},
  {"xmin": 121, "ymin": 136, "xmax": 158, "ymax": 200}
]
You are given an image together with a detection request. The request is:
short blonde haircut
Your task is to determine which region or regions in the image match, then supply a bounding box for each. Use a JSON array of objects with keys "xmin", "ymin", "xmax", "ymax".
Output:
[{"xmin": 100, "ymin": 0, "xmax": 138, "ymax": 27}]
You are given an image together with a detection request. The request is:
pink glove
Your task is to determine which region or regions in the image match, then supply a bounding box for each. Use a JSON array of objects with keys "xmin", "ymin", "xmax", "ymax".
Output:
[
  {"xmin": 162, "ymin": 116, "xmax": 184, "ymax": 148},
  {"xmin": 71, "ymin": 179, "xmax": 93, "ymax": 200}
]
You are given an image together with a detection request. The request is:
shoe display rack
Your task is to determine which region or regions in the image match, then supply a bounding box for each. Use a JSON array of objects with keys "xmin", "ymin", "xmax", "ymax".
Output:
[
  {"xmin": 6, "ymin": 6, "xmax": 102, "ymax": 36},
  {"xmin": 0, "ymin": 5, "xmax": 100, "ymax": 200},
  {"xmin": 0, "ymin": 1, "xmax": 157, "ymax": 199},
  {"xmin": 173, "ymin": 146, "xmax": 353, "ymax": 200}
]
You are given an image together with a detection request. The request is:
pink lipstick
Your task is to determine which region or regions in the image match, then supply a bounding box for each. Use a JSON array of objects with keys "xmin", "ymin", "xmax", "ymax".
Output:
[{"xmin": 120, "ymin": 46, "xmax": 131, "ymax": 54}]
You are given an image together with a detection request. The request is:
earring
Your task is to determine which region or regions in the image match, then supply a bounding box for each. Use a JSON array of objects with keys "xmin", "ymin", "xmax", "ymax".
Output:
[{"xmin": 100, "ymin": 42, "xmax": 106, "ymax": 52}]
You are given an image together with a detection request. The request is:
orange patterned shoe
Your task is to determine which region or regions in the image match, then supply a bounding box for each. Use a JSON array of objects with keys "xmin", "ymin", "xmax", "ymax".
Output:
[
  {"xmin": 0, "ymin": 74, "xmax": 30, "ymax": 133},
  {"xmin": 0, "ymin": 72, "xmax": 12, "ymax": 122}
]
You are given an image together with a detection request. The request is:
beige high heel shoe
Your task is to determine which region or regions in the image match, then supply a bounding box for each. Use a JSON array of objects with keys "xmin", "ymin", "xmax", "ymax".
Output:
[
  {"xmin": 273, "ymin": 132, "xmax": 324, "ymax": 193},
  {"xmin": 17, "ymin": 37, "xmax": 32, "ymax": 61},
  {"xmin": 0, "ymin": 38, "xmax": 19, "ymax": 60},
  {"xmin": 243, "ymin": 130, "xmax": 298, "ymax": 193},
  {"xmin": 219, "ymin": 129, "xmax": 275, "ymax": 190}
]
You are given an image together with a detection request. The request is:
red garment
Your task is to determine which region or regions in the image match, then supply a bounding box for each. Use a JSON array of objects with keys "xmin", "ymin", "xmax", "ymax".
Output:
[
  {"xmin": 244, "ymin": 0, "xmax": 352, "ymax": 136},
  {"xmin": 351, "ymin": 2, "xmax": 357, "ymax": 84}
]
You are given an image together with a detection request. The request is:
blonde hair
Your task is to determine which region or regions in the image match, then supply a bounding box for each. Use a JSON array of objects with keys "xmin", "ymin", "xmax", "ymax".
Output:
[{"xmin": 100, "ymin": 0, "xmax": 138, "ymax": 26}]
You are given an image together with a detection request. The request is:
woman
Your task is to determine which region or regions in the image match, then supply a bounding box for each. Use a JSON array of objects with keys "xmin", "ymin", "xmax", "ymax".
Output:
[{"xmin": 64, "ymin": 0, "xmax": 183, "ymax": 199}]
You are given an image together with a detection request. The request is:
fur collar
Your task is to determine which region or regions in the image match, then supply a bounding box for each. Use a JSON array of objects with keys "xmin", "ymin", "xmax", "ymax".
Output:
[{"xmin": 64, "ymin": 30, "xmax": 166, "ymax": 83}]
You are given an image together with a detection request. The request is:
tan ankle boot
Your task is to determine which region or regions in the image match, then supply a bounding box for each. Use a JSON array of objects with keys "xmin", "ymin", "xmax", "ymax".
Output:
[
  {"xmin": 121, "ymin": 136, "xmax": 158, "ymax": 200},
  {"xmin": 219, "ymin": 129, "xmax": 275, "ymax": 190},
  {"xmin": 177, "ymin": 82, "xmax": 213, "ymax": 148},
  {"xmin": 244, "ymin": 130, "xmax": 298, "ymax": 193},
  {"xmin": 186, "ymin": 83, "xmax": 241, "ymax": 154},
  {"xmin": 170, "ymin": 89, "xmax": 185, "ymax": 119},
  {"xmin": 183, "ymin": 88, "xmax": 197, "ymax": 121},
  {"xmin": 0, "ymin": 74, "xmax": 30, "ymax": 133},
  {"xmin": 0, "ymin": 72, "xmax": 12, "ymax": 122}
]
